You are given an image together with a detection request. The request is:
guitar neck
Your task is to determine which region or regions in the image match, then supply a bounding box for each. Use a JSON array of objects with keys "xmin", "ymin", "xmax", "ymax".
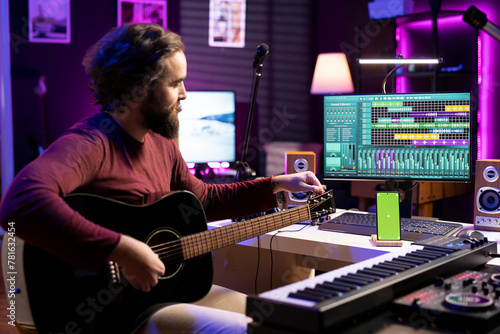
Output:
[{"xmin": 181, "ymin": 205, "xmax": 310, "ymax": 260}]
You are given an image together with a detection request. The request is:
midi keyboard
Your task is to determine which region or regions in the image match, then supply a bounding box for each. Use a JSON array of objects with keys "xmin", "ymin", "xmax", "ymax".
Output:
[{"xmin": 247, "ymin": 236, "xmax": 496, "ymax": 333}]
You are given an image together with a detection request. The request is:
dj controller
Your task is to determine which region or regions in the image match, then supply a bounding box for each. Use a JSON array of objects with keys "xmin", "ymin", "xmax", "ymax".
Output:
[{"xmin": 393, "ymin": 269, "xmax": 500, "ymax": 333}]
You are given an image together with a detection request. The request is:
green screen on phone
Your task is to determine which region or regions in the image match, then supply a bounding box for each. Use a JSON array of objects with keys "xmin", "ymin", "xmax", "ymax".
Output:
[{"xmin": 376, "ymin": 192, "xmax": 401, "ymax": 240}]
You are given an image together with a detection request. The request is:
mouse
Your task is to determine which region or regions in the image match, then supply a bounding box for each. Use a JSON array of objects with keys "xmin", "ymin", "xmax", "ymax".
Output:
[{"xmin": 456, "ymin": 229, "xmax": 485, "ymax": 240}]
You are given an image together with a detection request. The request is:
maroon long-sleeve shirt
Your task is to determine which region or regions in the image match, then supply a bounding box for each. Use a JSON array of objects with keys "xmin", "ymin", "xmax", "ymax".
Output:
[{"xmin": 0, "ymin": 112, "xmax": 276, "ymax": 270}]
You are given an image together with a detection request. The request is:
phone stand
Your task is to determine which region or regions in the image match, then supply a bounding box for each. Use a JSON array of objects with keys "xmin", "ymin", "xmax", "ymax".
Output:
[{"xmin": 371, "ymin": 234, "xmax": 403, "ymax": 247}]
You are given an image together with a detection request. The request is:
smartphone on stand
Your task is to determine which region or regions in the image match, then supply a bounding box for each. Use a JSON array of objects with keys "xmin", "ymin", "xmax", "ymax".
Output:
[{"xmin": 376, "ymin": 191, "xmax": 401, "ymax": 241}]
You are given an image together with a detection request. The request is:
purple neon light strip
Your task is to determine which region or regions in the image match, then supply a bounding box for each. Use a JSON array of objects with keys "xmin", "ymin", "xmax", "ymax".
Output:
[{"xmin": 396, "ymin": 11, "xmax": 494, "ymax": 158}]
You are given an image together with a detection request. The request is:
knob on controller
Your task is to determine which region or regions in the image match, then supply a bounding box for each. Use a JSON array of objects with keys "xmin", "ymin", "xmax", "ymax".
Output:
[{"xmin": 444, "ymin": 292, "xmax": 494, "ymax": 312}]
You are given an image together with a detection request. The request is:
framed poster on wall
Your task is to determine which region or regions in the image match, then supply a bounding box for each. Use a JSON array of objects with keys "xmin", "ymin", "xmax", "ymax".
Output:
[
  {"xmin": 209, "ymin": 0, "xmax": 246, "ymax": 48},
  {"xmin": 118, "ymin": 0, "xmax": 167, "ymax": 29},
  {"xmin": 28, "ymin": 0, "xmax": 71, "ymax": 43}
]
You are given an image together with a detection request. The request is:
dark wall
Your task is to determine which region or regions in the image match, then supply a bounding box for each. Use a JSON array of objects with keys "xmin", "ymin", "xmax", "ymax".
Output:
[
  {"xmin": 9, "ymin": 0, "xmax": 315, "ymax": 176},
  {"xmin": 9, "ymin": 1, "xmax": 117, "ymax": 171},
  {"xmin": 176, "ymin": 0, "xmax": 315, "ymax": 175},
  {"xmin": 8, "ymin": 0, "xmax": 500, "ymax": 197}
]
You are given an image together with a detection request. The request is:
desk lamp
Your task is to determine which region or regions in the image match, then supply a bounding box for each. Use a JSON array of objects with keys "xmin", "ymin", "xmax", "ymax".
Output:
[{"xmin": 357, "ymin": 55, "xmax": 443, "ymax": 93}]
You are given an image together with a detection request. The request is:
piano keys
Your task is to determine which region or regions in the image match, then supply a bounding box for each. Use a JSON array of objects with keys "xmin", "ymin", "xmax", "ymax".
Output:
[{"xmin": 246, "ymin": 239, "xmax": 497, "ymax": 333}]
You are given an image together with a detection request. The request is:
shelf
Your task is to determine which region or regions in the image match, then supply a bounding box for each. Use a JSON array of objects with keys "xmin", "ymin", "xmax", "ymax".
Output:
[
  {"xmin": 356, "ymin": 11, "xmax": 465, "ymax": 27},
  {"xmin": 395, "ymin": 10, "xmax": 465, "ymax": 25},
  {"xmin": 354, "ymin": 9, "xmax": 479, "ymax": 173},
  {"xmin": 355, "ymin": 10, "xmax": 478, "ymax": 94}
]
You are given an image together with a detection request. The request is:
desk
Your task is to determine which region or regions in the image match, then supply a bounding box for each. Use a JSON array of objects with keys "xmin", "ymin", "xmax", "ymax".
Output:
[
  {"xmin": 209, "ymin": 209, "xmax": 406, "ymax": 294},
  {"xmin": 210, "ymin": 209, "xmax": 500, "ymax": 295},
  {"xmin": 210, "ymin": 210, "xmax": 500, "ymax": 333}
]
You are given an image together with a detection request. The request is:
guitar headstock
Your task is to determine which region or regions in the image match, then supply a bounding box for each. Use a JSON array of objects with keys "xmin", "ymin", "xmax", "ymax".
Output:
[{"xmin": 308, "ymin": 190, "xmax": 335, "ymax": 223}]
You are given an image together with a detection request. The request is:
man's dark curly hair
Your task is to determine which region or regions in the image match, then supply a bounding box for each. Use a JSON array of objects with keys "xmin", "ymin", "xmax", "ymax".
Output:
[{"xmin": 82, "ymin": 23, "xmax": 185, "ymax": 111}]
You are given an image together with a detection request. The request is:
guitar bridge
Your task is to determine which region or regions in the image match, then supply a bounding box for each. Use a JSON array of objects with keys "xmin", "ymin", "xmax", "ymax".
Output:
[{"xmin": 106, "ymin": 261, "xmax": 121, "ymax": 287}]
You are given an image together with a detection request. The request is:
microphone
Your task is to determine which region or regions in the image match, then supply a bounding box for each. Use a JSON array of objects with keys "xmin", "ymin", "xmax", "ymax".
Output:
[
  {"xmin": 252, "ymin": 43, "xmax": 269, "ymax": 68},
  {"xmin": 463, "ymin": 6, "xmax": 500, "ymax": 43}
]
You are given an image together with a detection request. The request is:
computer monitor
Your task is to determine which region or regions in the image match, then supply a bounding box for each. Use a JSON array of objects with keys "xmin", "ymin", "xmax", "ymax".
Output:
[
  {"xmin": 178, "ymin": 91, "xmax": 236, "ymax": 164},
  {"xmin": 323, "ymin": 92, "xmax": 472, "ymax": 216}
]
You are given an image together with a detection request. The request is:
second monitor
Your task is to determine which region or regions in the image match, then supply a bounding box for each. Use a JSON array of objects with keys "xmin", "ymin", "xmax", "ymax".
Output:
[{"xmin": 178, "ymin": 91, "xmax": 236, "ymax": 164}]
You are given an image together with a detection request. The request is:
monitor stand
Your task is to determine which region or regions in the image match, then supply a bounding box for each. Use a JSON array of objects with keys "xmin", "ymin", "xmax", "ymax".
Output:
[{"xmin": 385, "ymin": 180, "xmax": 413, "ymax": 218}]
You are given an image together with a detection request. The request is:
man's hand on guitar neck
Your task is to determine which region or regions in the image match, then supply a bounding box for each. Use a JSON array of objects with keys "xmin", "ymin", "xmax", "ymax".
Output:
[
  {"xmin": 272, "ymin": 171, "xmax": 326, "ymax": 196},
  {"xmin": 106, "ymin": 235, "xmax": 165, "ymax": 292}
]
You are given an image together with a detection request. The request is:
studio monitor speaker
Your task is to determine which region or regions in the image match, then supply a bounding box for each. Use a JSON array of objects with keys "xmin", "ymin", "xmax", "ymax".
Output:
[
  {"xmin": 474, "ymin": 159, "xmax": 500, "ymax": 231},
  {"xmin": 285, "ymin": 151, "xmax": 316, "ymax": 207}
]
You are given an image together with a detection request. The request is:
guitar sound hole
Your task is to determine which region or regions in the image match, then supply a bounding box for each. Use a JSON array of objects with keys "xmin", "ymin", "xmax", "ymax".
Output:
[{"xmin": 146, "ymin": 229, "xmax": 184, "ymax": 279}]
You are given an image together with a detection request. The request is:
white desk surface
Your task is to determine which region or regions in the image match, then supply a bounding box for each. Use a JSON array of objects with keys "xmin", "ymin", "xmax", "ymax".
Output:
[{"xmin": 208, "ymin": 209, "xmax": 500, "ymax": 267}]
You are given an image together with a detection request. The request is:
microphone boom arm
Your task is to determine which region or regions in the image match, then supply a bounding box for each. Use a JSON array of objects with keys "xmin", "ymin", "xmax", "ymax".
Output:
[{"xmin": 464, "ymin": 6, "xmax": 500, "ymax": 43}]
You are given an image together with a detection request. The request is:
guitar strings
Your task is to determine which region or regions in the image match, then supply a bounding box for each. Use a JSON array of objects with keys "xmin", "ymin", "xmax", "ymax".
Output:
[
  {"xmin": 150, "ymin": 201, "xmax": 325, "ymax": 261},
  {"xmin": 148, "ymin": 197, "xmax": 328, "ymax": 266}
]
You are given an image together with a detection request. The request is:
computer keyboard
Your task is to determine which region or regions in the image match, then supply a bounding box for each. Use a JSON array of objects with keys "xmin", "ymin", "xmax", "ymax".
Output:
[{"xmin": 319, "ymin": 212, "xmax": 463, "ymax": 241}]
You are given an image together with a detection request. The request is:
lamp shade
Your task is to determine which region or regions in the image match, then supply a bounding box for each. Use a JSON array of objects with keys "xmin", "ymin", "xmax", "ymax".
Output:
[{"xmin": 310, "ymin": 53, "xmax": 354, "ymax": 95}]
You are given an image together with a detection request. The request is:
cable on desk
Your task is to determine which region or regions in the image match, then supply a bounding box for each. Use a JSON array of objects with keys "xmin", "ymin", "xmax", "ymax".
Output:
[
  {"xmin": 254, "ymin": 236, "xmax": 261, "ymax": 295},
  {"xmin": 269, "ymin": 224, "xmax": 308, "ymax": 290}
]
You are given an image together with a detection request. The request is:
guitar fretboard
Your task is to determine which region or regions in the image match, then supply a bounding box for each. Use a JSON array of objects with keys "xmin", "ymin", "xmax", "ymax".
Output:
[{"xmin": 182, "ymin": 205, "xmax": 310, "ymax": 260}]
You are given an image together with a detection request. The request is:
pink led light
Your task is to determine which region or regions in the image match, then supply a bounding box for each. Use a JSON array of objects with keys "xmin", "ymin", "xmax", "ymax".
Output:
[
  {"xmin": 395, "ymin": 27, "xmax": 402, "ymax": 93},
  {"xmin": 394, "ymin": 3, "xmax": 499, "ymax": 159},
  {"xmin": 477, "ymin": 36, "xmax": 482, "ymax": 85},
  {"xmin": 479, "ymin": 25, "xmax": 494, "ymax": 159},
  {"xmin": 477, "ymin": 96, "xmax": 482, "ymax": 161},
  {"xmin": 400, "ymin": 15, "xmax": 464, "ymax": 30},
  {"xmin": 396, "ymin": 25, "xmax": 409, "ymax": 93},
  {"xmin": 207, "ymin": 162, "xmax": 221, "ymax": 169},
  {"xmin": 477, "ymin": 129, "xmax": 482, "ymax": 160},
  {"xmin": 477, "ymin": 35, "xmax": 482, "ymax": 160}
]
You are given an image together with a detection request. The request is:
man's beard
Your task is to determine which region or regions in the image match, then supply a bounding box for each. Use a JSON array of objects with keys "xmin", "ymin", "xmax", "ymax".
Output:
[{"xmin": 139, "ymin": 91, "xmax": 181, "ymax": 139}]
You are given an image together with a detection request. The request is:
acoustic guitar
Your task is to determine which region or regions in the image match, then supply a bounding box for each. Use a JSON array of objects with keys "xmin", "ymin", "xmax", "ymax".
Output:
[{"xmin": 14, "ymin": 190, "xmax": 335, "ymax": 333}]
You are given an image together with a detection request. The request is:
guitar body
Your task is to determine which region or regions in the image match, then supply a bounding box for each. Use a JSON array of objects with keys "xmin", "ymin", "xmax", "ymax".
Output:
[{"xmin": 23, "ymin": 191, "xmax": 213, "ymax": 334}]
